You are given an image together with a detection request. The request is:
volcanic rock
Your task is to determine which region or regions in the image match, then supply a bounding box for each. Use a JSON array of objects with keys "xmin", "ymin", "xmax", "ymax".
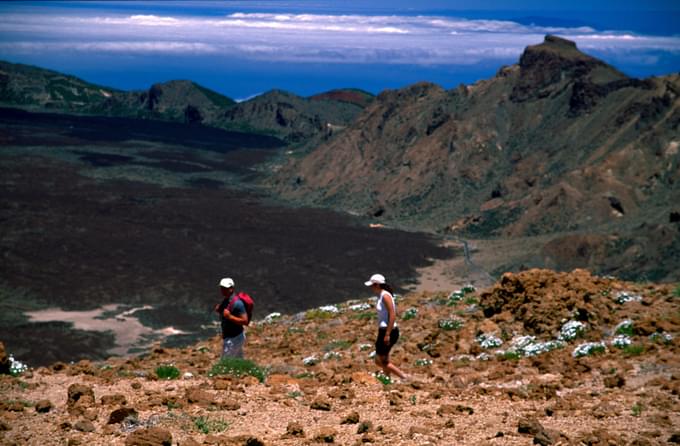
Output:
[
  {"xmin": 284, "ymin": 421, "xmax": 305, "ymax": 438},
  {"xmin": 314, "ymin": 426, "xmax": 337, "ymax": 443},
  {"xmin": 34, "ymin": 399, "xmax": 53, "ymax": 413},
  {"xmin": 74, "ymin": 420, "xmax": 95, "ymax": 433},
  {"xmin": 341, "ymin": 411, "xmax": 360, "ymax": 424},
  {"xmin": 101, "ymin": 394, "xmax": 127, "ymax": 406},
  {"xmin": 125, "ymin": 427, "xmax": 172, "ymax": 446},
  {"xmin": 67, "ymin": 384, "xmax": 95, "ymax": 415},
  {"xmin": 107, "ymin": 407, "xmax": 138, "ymax": 424}
]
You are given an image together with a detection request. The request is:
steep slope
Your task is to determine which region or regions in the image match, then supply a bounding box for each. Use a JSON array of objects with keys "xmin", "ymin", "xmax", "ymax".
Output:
[{"xmin": 271, "ymin": 36, "xmax": 680, "ymax": 280}]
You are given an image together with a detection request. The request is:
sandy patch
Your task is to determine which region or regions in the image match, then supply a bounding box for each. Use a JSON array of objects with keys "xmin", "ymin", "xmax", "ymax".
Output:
[{"xmin": 26, "ymin": 305, "xmax": 188, "ymax": 356}]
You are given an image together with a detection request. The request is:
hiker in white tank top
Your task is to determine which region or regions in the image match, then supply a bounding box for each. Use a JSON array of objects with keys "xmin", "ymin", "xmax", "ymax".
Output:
[
  {"xmin": 364, "ymin": 274, "xmax": 407, "ymax": 381},
  {"xmin": 377, "ymin": 289, "xmax": 397, "ymax": 328}
]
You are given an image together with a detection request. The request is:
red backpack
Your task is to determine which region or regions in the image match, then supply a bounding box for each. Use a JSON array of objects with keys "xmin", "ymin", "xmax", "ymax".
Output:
[{"xmin": 227, "ymin": 292, "xmax": 254, "ymax": 325}]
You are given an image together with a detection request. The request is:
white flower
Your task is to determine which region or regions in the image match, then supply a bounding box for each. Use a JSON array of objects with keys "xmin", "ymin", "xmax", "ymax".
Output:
[
  {"xmin": 183, "ymin": 372, "xmax": 194, "ymax": 379},
  {"xmin": 614, "ymin": 291, "xmax": 642, "ymax": 304},
  {"xmin": 263, "ymin": 312, "xmax": 282, "ymax": 323},
  {"xmin": 572, "ymin": 342, "xmax": 606, "ymax": 358},
  {"xmin": 476, "ymin": 352, "xmax": 491, "ymax": 361},
  {"xmin": 303, "ymin": 355, "xmax": 318, "ymax": 366},
  {"xmin": 359, "ymin": 343, "xmax": 372, "ymax": 351},
  {"xmin": 614, "ymin": 320, "xmax": 633, "ymax": 335},
  {"xmin": 349, "ymin": 303, "xmax": 371, "ymax": 312},
  {"xmin": 476, "ymin": 333, "xmax": 503, "ymax": 349},
  {"xmin": 559, "ymin": 320, "xmax": 586, "ymax": 341},
  {"xmin": 368, "ymin": 351, "xmax": 376, "ymax": 359},
  {"xmin": 508, "ymin": 336, "xmax": 563, "ymax": 357},
  {"xmin": 8, "ymin": 355, "xmax": 28, "ymax": 376},
  {"xmin": 414, "ymin": 358, "xmax": 432, "ymax": 367},
  {"xmin": 649, "ymin": 332, "xmax": 673, "ymax": 344},
  {"xmin": 611, "ymin": 335, "xmax": 632, "ymax": 348},
  {"xmin": 318, "ymin": 305, "xmax": 340, "ymax": 313},
  {"xmin": 323, "ymin": 351, "xmax": 342, "ymax": 361}
]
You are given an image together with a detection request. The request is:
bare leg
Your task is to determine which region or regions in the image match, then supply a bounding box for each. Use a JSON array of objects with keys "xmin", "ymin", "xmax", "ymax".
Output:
[{"xmin": 376, "ymin": 355, "xmax": 406, "ymax": 379}]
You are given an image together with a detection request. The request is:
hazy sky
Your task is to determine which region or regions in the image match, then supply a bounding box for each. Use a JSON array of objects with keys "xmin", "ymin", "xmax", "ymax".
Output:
[{"xmin": 1, "ymin": 1, "xmax": 678, "ymax": 99}]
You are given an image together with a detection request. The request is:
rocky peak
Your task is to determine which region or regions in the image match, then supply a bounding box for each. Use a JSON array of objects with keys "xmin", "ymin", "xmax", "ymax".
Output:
[{"xmin": 511, "ymin": 35, "xmax": 620, "ymax": 101}]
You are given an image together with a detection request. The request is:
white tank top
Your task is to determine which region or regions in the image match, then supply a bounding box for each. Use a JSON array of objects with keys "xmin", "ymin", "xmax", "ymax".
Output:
[{"xmin": 376, "ymin": 290, "xmax": 397, "ymax": 328}]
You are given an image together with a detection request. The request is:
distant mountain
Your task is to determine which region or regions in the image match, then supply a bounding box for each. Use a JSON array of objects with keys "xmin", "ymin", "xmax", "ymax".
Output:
[
  {"xmin": 0, "ymin": 60, "xmax": 373, "ymax": 146},
  {"xmin": 221, "ymin": 89, "xmax": 373, "ymax": 145},
  {"xmin": 270, "ymin": 35, "xmax": 680, "ymax": 281},
  {"xmin": 0, "ymin": 61, "xmax": 234, "ymax": 122}
]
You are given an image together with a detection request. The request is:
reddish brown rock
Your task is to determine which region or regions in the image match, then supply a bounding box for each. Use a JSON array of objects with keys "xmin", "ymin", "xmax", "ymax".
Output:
[
  {"xmin": 125, "ymin": 427, "xmax": 172, "ymax": 446},
  {"xmin": 284, "ymin": 421, "xmax": 305, "ymax": 438},
  {"xmin": 311, "ymin": 397, "xmax": 331, "ymax": 411},
  {"xmin": 314, "ymin": 427, "xmax": 336, "ymax": 443},
  {"xmin": 185, "ymin": 388, "xmax": 215, "ymax": 406},
  {"xmin": 108, "ymin": 407, "xmax": 138, "ymax": 424},
  {"xmin": 35, "ymin": 399, "xmax": 53, "ymax": 413},
  {"xmin": 74, "ymin": 420, "xmax": 95, "ymax": 433},
  {"xmin": 101, "ymin": 394, "xmax": 127, "ymax": 405},
  {"xmin": 67, "ymin": 384, "xmax": 95, "ymax": 415}
]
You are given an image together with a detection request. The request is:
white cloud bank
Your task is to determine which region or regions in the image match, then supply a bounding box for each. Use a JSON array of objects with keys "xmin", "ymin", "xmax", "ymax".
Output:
[{"xmin": 0, "ymin": 12, "xmax": 678, "ymax": 65}]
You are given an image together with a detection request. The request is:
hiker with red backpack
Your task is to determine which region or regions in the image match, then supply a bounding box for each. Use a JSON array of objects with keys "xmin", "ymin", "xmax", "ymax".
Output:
[{"xmin": 214, "ymin": 277, "xmax": 253, "ymax": 358}]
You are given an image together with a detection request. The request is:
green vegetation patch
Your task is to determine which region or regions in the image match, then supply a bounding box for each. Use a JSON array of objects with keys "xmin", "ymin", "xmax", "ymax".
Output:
[
  {"xmin": 194, "ymin": 415, "xmax": 230, "ymax": 434},
  {"xmin": 208, "ymin": 357, "xmax": 267, "ymax": 383},
  {"xmin": 438, "ymin": 319, "xmax": 464, "ymax": 331},
  {"xmin": 155, "ymin": 364, "xmax": 181, "ymax": 380},
  {"xmin": 623, "ymin": 344, "xmax": 645, "ymax": 357}
]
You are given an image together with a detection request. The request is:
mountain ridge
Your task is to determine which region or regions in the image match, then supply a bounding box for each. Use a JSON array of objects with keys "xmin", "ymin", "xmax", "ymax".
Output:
[
  {"xmin": 268, "ymin": 35, "xmax": 680, "ymax": 281},
  {"xmin": 0, "ymin": 59, "xmax": 374, "ymax": 146}
]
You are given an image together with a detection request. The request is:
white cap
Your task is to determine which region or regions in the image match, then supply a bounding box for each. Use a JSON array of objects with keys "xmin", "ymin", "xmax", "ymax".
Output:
[
  {"xmin": 219, "ymin": 277, "xmax": 235, "ymax": 288},
  {"xmin": 364, "ymin": 274, "xmax": 386, "ymax": 286}
]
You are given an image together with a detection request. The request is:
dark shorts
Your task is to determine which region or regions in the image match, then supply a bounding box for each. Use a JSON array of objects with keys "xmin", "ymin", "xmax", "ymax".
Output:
[{"xmin": 375, "ymin": 326, "xmax": 400, "ymax": 356}]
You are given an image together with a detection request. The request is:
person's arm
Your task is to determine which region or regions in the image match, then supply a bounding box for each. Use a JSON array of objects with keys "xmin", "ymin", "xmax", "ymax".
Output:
[
  {"xmin": 223, "ymin": 300, "xmax": 249, "ymax": 326},
  {"xmin": 383, "ymin": 292, "xmax": 396, "ymax": 344},
  {"xmin": 222, "ymin": 309, "xmax": 249, "ymax": 325}
]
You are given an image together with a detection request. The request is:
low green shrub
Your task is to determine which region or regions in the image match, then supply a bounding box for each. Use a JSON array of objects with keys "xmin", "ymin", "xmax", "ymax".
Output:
[
  {"xmin": 155, "ymin": 365, "xmax": 180, "ymax": 380},
  {"xmin": 208, "ymin": 357, "xmax": 267, "ymax": 383},
  {"xmin": 438, "ymin": 319, "xmax": 463, "ymax": 331},
  {"xmin": 631, "ymin": 403, "xmax": 643, "ymax": 417},
  {"xmin": 374, "ymin": 372, "xmax": 392, "ymax": 385},
  {"xmin": 623, "ymin": 344, "xmax": 645, "ymax": 357},
  {"xmin": 402, "ymin": 307, "xmax": 418, "ymax": 321},
  {"xmin": 499, "ymin": 351, "xmax": 521, "ymax": 361},
  {"xmin": 194, "ymin": 416, "xmax": 229, "ymax": 434}
]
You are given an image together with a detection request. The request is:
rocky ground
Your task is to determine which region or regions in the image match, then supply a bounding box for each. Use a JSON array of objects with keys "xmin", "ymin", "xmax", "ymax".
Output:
[{"xmin": 1, "ymin": 269, "xmax": 679, "ymax": 446}]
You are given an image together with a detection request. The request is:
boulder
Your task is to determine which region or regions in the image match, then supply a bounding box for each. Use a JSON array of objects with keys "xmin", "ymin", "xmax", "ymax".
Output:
[
  {"xmin": 284, "ymin": 421, "xmax": 305, "ymax": 438},
  {"xmin": 67, "ymin": 384, "xmax": 95, "ymax": 415},
  {"xmin": 125, "ymin": 427, "xmax": 172, "ymax": 446},
  {"xmin": 74, "ymin": 420, "xmax": 96, "ymax": 433},
  {"xmin": 314, "ymin": 427, "xmax": 336, "ymax": 443},
  {"xmin": 35, "ymin": 400, "xmax": 53, "ymax": 413},
  {"xmin": 108, "ymin": 407, "xmax": 138, "ymax": 424},
  {"xmin": 341, "ymin": 411, "xmax": 360, "ymax": 424}
]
